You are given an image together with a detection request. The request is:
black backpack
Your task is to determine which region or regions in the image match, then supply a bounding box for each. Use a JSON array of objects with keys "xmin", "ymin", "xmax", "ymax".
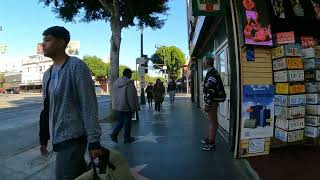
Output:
[{"xmin": 213, "ymin": 70, "xmax": 226, "ymax": 102}]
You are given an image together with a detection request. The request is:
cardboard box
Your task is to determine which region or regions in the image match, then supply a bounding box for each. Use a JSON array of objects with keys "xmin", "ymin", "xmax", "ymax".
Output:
[
  {"xmin": 305, "ymin": 115, "xmax": 320, "ymax": 126},
  {"xmin": 306, "ymin": 94, "xmax": 320, "ymax": 104},
  {"xmin": 306, "ymin": 105, "xmax": 320, "ymax": 115},
  {"xmin": 305, "ymin": 82, "xmax": 320, "ymax": 93},
  {"xmin": 275, "ymin": 117, "xmax": 304, "ymax": 131},
  {"xmin": 274, "ymin": 128, "xmax": 304, "ymax": 142},
  {"xmin": 275, "ymin": 106, "xmax": 305, "ymax": 119},
  {"xmin": 304, "ymin": 70, "xmax": 320, "ymax": 81},
  {"xmin": 273, "ymin": 57, "xmax": 303, "ymax": 71},
  {"xmin": 274, "ymin": 70, "xmax": 304, "ymax": 82},
  {"xmin": 303, "ymin": 47, "xmax": 320, "ymax": 59},
  {"xmin": 274, "ymin": 94, "xmax": 306, "ymax": 107},
  {"xmin": 272, "ymin": 44, "xmax": 302, "ymax": 59},
  {"xmin": 305, "ymin": 126, "xmax": 319, "ymax": 138},
  {"xmin": 303, "ymin": 58, "xmax": 320, "ymax": 70},
  {"xmin": 275, "ymin": 82, "xmax": 305, "ymax": 94}
]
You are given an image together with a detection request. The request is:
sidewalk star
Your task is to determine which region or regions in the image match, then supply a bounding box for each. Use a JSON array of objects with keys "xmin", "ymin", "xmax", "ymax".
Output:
[
  {"xmin": 130, "ymin": 164, "xmax": 150, "ymax": 180},
  {"xmin": 134, "ymin": 132, "xmax": 165, "ymax": 144}
]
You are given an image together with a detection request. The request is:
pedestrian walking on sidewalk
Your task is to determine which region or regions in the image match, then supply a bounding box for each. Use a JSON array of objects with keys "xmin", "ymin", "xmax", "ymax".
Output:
[
  {"xmin": 167, "ymin": 80, "xmax": 177, "ymax": 104},
  {"xmin": 39, "ymin": 26, "xmax": 103, "ymax": 180},
  {"xmin": 201, "ymin": 57, "xmax": 226, "ymax": 151},
  {"xmin": 110, "ymin": 68, "xmax": 140, "ymax": 144},
  {"xmin": 146, "ymin": 83, "xmax": 154, "ymax": 107},
  {"xmin": 153, "ymin": 79, "xmax": 165, "ymax": 113}
]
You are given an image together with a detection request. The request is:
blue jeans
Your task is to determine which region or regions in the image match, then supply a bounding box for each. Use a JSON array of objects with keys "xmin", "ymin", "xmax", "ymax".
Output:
[{"xmin": 112, "ymin": 111, "xmax": 132, "ymax": 139}]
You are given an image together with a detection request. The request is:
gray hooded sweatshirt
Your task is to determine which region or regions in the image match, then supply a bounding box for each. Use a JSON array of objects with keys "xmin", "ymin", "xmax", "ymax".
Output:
[{"xmin": 112, "ymin": 77, "xmax": 140, "ymax": 112}]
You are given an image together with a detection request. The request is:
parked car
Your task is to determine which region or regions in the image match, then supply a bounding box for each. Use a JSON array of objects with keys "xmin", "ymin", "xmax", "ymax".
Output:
[
  {"xmin": 0, "ymin": 88, "xmax": 5, "ymax": 93},
  {"xmin": 5, "ymin": 87, "xmax": 20, "ymax": 94}
]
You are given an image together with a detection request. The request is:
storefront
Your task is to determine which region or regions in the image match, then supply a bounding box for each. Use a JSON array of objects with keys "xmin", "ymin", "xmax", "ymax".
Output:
[
  {"xmin": 187, "ymin": 0, "xmax": 240, "ymax": 151},
  {"xmin": 187, "ymin": 0, "xmax": 320, "ymax": 166}
]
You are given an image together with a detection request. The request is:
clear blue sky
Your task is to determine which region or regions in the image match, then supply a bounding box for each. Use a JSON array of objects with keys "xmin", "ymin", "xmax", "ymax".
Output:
[{"xmin": 0, "ymin": 0, "xmax": 188, "ymax": 69}]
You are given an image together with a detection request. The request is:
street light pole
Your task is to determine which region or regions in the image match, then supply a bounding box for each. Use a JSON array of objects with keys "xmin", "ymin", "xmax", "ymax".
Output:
[{"xmin": 140, "ymin": 26, "xmax": 146, "ymax": 105}]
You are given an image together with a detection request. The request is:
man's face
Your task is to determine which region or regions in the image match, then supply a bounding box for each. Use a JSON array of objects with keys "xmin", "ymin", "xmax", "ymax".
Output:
[
  {"xmin": 127, "ymin": 72, "xmax": 132, "ymax": 79},
  {"xmin": 42, "ymin": 35, "xmax": 65, "ymax": 58},
  {"xmin": 205, "ymin": 59, "xmax": 213, "ymax": 69}
]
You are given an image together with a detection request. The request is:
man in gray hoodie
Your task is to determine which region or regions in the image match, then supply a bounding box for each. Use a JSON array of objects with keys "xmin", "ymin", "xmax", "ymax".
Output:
[{"xmin": 110, "ymin": 68, "xmax": 140, "ymax": 143}]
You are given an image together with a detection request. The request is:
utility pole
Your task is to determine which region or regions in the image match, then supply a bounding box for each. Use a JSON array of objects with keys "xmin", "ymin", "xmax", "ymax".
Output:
[{"xmin": 139, "ymin": 26, "xmax": 146, "ymax": 105}]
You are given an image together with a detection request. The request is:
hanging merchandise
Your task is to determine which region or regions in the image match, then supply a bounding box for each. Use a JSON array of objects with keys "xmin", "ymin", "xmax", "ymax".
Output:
[
  {"xmin": 310, "ymin": 0, "xmax": 320, "ymax": 20},
  {"xmin": 301, "ymin": 36, "xmax": 315, "ymax": 49},
  {"xmin": 276, "ymin": 31, "xmax": 295, "ymax": 45},
  {"xmin": 246, "ymin": 46, "xmax": 255, "ymax": 61},
  {"xmin": 302, "ymin": 46, "xmax": 320, "ymax": 138},
  {"xmin": 272, "ymin": 42, "xmax": 306, "ymax": 143},
  {"xmin": 240, "ymin": 0, "xmax": 273, "ymax": 46},
  {"xmin": 271, "ymin": 0, "xmax": 286, "ymax": 19},
  {"xmin": 291, "ymin": 0, "xmax": 305, "ymax": 17}
]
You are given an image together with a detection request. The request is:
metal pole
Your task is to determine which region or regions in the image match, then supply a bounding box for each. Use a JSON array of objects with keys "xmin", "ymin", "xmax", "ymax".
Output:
[{"xmin": 140, "ymin": 26, "xmax": 146, "ymax": 105}]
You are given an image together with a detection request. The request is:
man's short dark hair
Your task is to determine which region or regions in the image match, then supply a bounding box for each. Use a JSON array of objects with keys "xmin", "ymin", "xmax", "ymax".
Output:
[
  {"xmin": 123, "ymin": 68, "xmax": 132, "ymax": 77},
  {"xmin": 206, "ymin": 56, "xmax": 214, "ymax": 66},
  {"xmin": 43, "ymin": 26, "xmax": 70, "ymax": 44}
]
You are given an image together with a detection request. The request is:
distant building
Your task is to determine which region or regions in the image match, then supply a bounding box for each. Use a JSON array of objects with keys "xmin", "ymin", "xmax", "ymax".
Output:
[
  {"xmin": 20, "ymin": 54, "xmax": 52, "ymax": 93},
  {"xmin": 0, "ymin": 55, "xmax": 22, "ymax": 90},
  {"xmin": 2, "ymin": 72, "xmax": 22, "ymax": 91},
  {"xmin": 0, "ymin": 55, "xmax": 22, "ymax": 73}
]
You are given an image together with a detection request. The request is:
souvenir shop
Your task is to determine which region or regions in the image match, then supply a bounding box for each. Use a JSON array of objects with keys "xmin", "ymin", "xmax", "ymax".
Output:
[{"xmin": 188, "ymin": 0, "xmax": 320, "ymax": 179}]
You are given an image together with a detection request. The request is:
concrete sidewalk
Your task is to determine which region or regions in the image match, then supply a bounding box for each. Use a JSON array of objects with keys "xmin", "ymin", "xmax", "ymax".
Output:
[{"xmin": 0, "ymin": 97, "xmax": 257, "ymax": 180}]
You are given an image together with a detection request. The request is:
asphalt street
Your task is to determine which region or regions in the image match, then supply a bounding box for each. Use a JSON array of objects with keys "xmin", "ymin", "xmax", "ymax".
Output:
[{"xmin": 0, "ymin": 94, "xmax": 111, "ymax": 159}]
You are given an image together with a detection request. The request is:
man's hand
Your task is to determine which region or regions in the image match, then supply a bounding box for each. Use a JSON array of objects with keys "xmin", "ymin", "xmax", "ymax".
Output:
[
  {"xmin": 40, "ymin": 145, "xmax": 48, "ymax": 156},
  {"xmin": 90, "ymin": 148, "xmax": 108, "ymax": 159},
  {"xmin": 204, "ymin": 105, "xmax": 211, "ymax": 112}
]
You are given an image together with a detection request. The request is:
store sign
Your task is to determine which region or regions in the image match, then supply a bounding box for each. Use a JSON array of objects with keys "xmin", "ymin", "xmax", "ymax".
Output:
[
  {"xmin": 276, "ymin": 31, "xmax": 295, "ymax": 44},
  {"xmin": 241, "ymin": 85, "xmax": 275, "ymax": 139},
  {"xmin": 37, "ymin": 43, "xmax": 43, "ymax": 54},
  {"xmin": 192, "ymin": 0, "xmax": 221, "ymax": 16},
  {"xmin": 301, "ymin": 36, "xmax": 315, "ymax": 49}
]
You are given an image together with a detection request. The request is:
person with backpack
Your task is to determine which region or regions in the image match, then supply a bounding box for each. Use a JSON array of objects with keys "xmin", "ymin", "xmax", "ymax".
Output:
[{"xmin": 201, "ymin": 57, "xmax": 226, "ymax": 151}]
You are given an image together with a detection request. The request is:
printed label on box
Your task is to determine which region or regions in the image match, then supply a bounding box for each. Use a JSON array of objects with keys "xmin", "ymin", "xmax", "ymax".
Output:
[
  {"xmin": 305, "ymin": 116, "xmax": 320, "ymax": 126},
  {"xmin": 305, "ymin": 126, "xmax": 318, "ymax": 138},
  {"xmin": 306, "ymin": 94, "xmax": 320, "ymax": 104}
]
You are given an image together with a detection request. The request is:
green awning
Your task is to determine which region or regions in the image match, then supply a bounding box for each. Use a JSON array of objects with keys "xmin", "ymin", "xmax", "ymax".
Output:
[{"xmin": 192, "ymin": 0, "xmax": 226, "ymax": 16}]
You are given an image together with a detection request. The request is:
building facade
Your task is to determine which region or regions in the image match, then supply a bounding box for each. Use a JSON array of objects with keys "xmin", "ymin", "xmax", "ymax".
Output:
[{"xmin": 20, "ymin": 54, "xmax": 52, "ymax": 92}]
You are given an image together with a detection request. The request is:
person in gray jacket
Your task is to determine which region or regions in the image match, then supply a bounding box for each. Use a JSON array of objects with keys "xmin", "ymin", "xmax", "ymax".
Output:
[
  {"xmin": 39, "ymin": 26, "xmax": 103, "ymax": 180},
  {"xmin": 110, "ymin": 68, "xmax": 140, "ymax": 143}
]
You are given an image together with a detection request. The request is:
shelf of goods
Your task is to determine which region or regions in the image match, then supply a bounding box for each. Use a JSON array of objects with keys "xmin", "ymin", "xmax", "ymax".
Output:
[
  {"xmin": 302, "ymin": 47, "xmax": 320, "ymax": 138},
  {"xmin": 273, "ymin": 43, "xmax": 305, "ymax": 142}
]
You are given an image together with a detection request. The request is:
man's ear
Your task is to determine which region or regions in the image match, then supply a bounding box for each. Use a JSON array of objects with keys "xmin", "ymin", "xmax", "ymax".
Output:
[{"xmin": 59, "ymin": 39, "xmax": 68, "ymax": 49}]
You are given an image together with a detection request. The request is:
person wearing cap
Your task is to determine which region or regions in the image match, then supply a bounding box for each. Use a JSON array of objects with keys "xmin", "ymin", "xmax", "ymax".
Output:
[
  {"xmin": 110, "ymin": 68, "xmax": 140, "ymax": 144},
  {"xmin": 39, "ymin": 26, "xmax": 102, "ymax": 179}
]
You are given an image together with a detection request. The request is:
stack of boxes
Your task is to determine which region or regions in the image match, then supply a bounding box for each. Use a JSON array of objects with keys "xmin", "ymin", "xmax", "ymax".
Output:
[
  {"xmin": 272, "ymin": 44, "xmax": 306, "ymax": 142},
  {"xmin": 303, "ymin": 47, "xmax": 320, "ymax": 138}
]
